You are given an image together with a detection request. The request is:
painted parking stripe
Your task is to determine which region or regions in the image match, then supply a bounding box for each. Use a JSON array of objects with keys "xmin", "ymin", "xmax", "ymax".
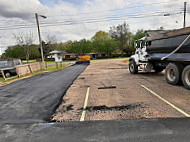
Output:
[
  {"xmin": 80, "ymin": 87, "xmax": 90, "ymax": 121},
  {"xmin": 141, "ymin": 85, "xmax": 190, "ymax": 117}
]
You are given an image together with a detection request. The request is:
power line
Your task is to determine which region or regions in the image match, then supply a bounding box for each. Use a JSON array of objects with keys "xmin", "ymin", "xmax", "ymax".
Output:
[
  {"xmin": 0, "ymin": 12, "xmax": 183, "ymax": 31},
  {"xmin": 0, "ymin": 14, "xmax": 181, "ymax": 31},
  {"xmin": 0, "ymin": 9, "xmax": 182, "ymax": 26},
  {"xmin": 0, "ymin": 10, "xmax": 183, "ymax": 30},
  {"xmin": 0, "ymin": 1, "xmax": 183, "ymax": 23},
  {"xmin": 45, "ymin": 1, "xmax": 181, "ymax": 17}
]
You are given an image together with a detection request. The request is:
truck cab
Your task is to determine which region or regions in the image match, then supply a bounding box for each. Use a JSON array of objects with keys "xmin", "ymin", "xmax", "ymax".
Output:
[
  {"xmin": 0, "ymin": 59, "xmax": 22, "ymax": 77},
  {"xmin": 129, "ymin": 37, "xmax": 154, "ymax": 74}
]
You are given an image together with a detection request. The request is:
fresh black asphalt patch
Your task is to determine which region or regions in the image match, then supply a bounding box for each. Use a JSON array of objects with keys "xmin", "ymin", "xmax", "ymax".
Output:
[
  {"xmin": 0, "ymin": 64, "xmax": 88, "ymax": 123},
  {"xmin": 80, "ymin": 103, "xmax": 142, "ymax": 111},
  {"xmin": 0, "ymin": 118, "xmax": 190, "ymax": 142}
]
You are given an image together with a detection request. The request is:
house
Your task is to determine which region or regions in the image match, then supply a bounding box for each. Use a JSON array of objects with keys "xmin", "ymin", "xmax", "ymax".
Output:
[{"xmin": 62, "ymin": 53, "xmax": 77, "ymax": 60}]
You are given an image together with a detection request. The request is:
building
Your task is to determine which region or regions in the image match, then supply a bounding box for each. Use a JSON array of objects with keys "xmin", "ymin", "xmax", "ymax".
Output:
[{"xmin": 49, "ymin": 50, "xmax": 77, "ymax": 60}]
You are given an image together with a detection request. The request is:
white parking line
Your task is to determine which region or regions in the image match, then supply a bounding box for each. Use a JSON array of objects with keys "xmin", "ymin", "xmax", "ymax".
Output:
[
  {"xmin": 80, "ymin": 87, "xmax": 90, "ymax": 121},
  {"xmin": 141, "ymin": 85, "xmax": 190, "ymax": 117}
]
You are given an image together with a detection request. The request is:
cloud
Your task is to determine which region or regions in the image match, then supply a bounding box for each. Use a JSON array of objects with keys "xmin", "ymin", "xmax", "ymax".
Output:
[
  {"xmin": 0, "ymin": 0, "xmax": 189, "ymax": 54},
  {"xmin": 0, "ymin": 0, "xmax": 49, "ymax": 19}
]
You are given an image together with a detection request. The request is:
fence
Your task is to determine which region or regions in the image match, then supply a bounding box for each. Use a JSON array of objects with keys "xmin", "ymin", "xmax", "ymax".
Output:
[{"xmin": 0, "ymin": 62, "xmax": 42, "ymax": 82}]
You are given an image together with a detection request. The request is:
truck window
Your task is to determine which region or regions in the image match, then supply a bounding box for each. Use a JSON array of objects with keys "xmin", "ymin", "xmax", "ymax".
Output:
[
  {"xmin": 148, "ymin": 41, "xmax": 151, "ymax": 46},
  {"xmin": 0, "ymin": 61, "xmax": 8, "ymax": 68}
]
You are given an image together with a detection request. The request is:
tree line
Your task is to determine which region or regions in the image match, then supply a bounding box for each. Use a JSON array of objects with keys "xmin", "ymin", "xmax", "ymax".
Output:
[{"xmin": 2, "ymin": 22, "xmax": 147, "ymax": 60}]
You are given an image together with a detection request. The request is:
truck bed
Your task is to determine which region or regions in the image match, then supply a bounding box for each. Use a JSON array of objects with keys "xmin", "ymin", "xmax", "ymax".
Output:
[
  {"xmin": 146, "ymin": 27, "xmax": 190, "ymax": 54},
  {"xmin": 148, "ymin": 53, "xmax": 190, "ymax": 62}
]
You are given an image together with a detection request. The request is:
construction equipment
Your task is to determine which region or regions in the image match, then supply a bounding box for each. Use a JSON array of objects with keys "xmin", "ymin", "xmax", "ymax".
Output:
[{"xmin": 76, "ymin": 56, "xmax": 90, "ymax": 64}]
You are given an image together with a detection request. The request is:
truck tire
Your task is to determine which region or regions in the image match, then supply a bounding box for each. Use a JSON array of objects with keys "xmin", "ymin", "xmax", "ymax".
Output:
[
  {"xmin": 153, "ymin": 66, "xmax": 164, "ymax": 73},
  {"xmin": 4, "ymin": 71, "xmax": 11, "ymax": 78},
  {"xmin": 165, "ymin": 63, "xmax": 182, "ymax": 85},
  {"xmin": 129, "ymin": 60, "xmax": 138, "ymax": 74},
  {"xmin": 182, "ymin": 65, "xmax": 190, "ymax": 90}
]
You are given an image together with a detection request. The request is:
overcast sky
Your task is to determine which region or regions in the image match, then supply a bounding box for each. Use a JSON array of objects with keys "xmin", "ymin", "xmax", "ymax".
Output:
[{"xmin": 0, "ymin": 0, "xmax": 189, "ymax": 54}]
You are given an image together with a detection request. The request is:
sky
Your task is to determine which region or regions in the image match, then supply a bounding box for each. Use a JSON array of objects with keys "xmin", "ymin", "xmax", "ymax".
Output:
[{"xmin": 0, "ymin": 0, "xmax": 189, "ymax": 55}]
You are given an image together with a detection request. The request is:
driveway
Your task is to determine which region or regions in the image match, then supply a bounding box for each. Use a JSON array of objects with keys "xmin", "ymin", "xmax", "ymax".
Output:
[{"xmin": 0, "ymin": 64, "xmax": 88, "ymax": 123}]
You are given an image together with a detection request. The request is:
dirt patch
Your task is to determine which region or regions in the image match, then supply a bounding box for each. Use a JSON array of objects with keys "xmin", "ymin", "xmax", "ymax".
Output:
[
  {"xmin": 121, "ymin": 59, "xmax": 129, "ymax": 63},
  {"xmin": 52, "ymin": 59, "xmax": 186, "ymax": 122}
]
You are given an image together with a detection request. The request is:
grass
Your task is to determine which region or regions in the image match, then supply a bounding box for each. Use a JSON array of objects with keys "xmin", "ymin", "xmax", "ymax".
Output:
[
  {"xmin": 0, "ymin": 77, "xmax": 4, "ymax": 82},
  {"xmin": 22, "ymin": 60, "xmax": 37, "ymax": 64},
  {"xmin": 0, "ymin": 64, "xmax": 68, "ymax": 85}
]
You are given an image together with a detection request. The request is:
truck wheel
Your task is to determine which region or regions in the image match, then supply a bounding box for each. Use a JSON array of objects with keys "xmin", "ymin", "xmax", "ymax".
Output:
[
  {"xmin": 4, "ymin": 71, "xmax": 11, "ymax": 78},
  {"xmin": 129, "ymin": 60, "xmax": 138, "ymax": 74},
  {"xmin": 165, "ymin": 63, "xmax": 182, "ymax": 85},
  {"xmin": 153, "ymin": 66, "xmax": 164, "ymax": 73},
  {"xmin": 182, "ymin": 65, "xmax": 190, "ymax": 90}
]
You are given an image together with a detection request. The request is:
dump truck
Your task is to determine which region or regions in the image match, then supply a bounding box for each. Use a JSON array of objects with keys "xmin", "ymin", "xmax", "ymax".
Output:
[{"xmin": 129, "ymin": 27, "xmax": 190, "ymax": 90}]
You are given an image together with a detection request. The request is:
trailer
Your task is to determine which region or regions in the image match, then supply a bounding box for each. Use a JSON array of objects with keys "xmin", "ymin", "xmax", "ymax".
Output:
[{"xmin": 129, "ymin": 27, "xmax": 190, "ymax": 90}]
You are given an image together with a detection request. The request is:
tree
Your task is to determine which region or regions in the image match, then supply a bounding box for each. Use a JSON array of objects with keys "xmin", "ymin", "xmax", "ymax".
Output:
[
  {"xmin": 45, "ymin": 35, "xmax": 57, "ymax": 44},
  {"xmin": 132, "ymin": 29, "xmax": 147, "ymax": 48},
  {"xmin": 41, "ymin": 41, "xmax": 52, "ymax": 58},
  {"xmin": 2, "ymin": 45, "xmax": 25, "ymax": 58},
  {"xmin": 14, "ymin": 31, "xmax": 34, "ymax": 62},
  {"xmin": 109, "ymin": 22, "xmax": 132, "ymax": 56},
  {"xmin": 56, "ymin": 40, "xmax": 72, "ymax": 51},
  {"xmin": 91, "ymin": 31, "xmax": 109, "ymax": 41},
  {"xmin": 66, "ymin": 39, "xmax": 92, "ymax": 55},
  {"xmin": 91, "ymin": 31, "xmax": 119, "ymax": 56},
  {"xmin": 93, "ymin": 39, "xmax": 118, "ymax": 56},
  {"xmin": 3, "ymin": 44, "xmax": 40, "ymax": 59}
]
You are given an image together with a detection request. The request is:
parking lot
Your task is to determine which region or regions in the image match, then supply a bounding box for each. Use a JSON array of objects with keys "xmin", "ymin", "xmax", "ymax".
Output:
[
  {"xmin": 1, "ymin": 59, "xmax": 190, "ymax": 142},
  {"xmin": 52, "ymin": 59, "xmax": 190, "ymax": 122}
]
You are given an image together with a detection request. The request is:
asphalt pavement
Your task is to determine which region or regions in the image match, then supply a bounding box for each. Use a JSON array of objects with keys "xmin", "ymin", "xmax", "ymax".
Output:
[
  {"xmin": 1, "ymin": 61, "xmax": 190, "ymax": 142},
  {"xmin": 0, "ymin": 64, "xmax": 88, "ymax": 123},
  {"xmin": 1, "ymin": 118, "xmax": 190, "ymax": 142}
]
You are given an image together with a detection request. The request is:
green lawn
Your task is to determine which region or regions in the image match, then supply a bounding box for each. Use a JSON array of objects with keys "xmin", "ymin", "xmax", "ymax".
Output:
[
  {"xmin": 0, "ymin": 77, "xmax": 4, "ymax": 82},
  {"xmin": 22, "ymin": 60, "xmax": 37, "ymax": 64}
]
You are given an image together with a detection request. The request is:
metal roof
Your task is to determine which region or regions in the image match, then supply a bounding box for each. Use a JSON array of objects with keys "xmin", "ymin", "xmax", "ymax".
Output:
[{"xmin": 49, "ymin": 50, "xmax": 67, "ymax": 54}]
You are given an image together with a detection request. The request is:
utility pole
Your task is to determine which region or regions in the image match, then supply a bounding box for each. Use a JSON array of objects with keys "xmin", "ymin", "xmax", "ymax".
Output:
[
  {"xmin": 0, "ymin": 37, "xmax": 1, "ymax": 57},
  {"xmin": 184, "ymin": 2, "xmax": 187, "ymax": 28},
  {"xmin": 35, "ymin": 13, "xmax": 45, "ymax": 68}
]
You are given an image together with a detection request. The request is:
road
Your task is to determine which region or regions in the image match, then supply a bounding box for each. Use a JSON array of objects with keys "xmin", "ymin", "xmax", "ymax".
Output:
[
  {"xmin": 1, "ymin": 118, "xmax": 190, "ymax": 142},
  {"xmin": 53, "ymin": 60, "xmax": 190, "ymax": 121},
  {"xmin": 0, "ymin": 64, "xmax": 88, "ymax": 123}
]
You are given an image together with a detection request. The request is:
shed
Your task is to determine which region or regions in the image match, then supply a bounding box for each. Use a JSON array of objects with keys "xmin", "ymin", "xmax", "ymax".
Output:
[{"xmin": 49, "ymin": 50, "xmax": 67, "ymax": 62}]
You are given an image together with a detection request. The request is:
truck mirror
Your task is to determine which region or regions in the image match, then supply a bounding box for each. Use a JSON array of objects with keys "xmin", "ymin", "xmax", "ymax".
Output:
[
  {"xmin": 140, "ymin": 40, "xmax": 143, "ymax": 49},
  {"xmin": 134, "ymin": 41, "xmax": 138, "ymax": 48}
]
